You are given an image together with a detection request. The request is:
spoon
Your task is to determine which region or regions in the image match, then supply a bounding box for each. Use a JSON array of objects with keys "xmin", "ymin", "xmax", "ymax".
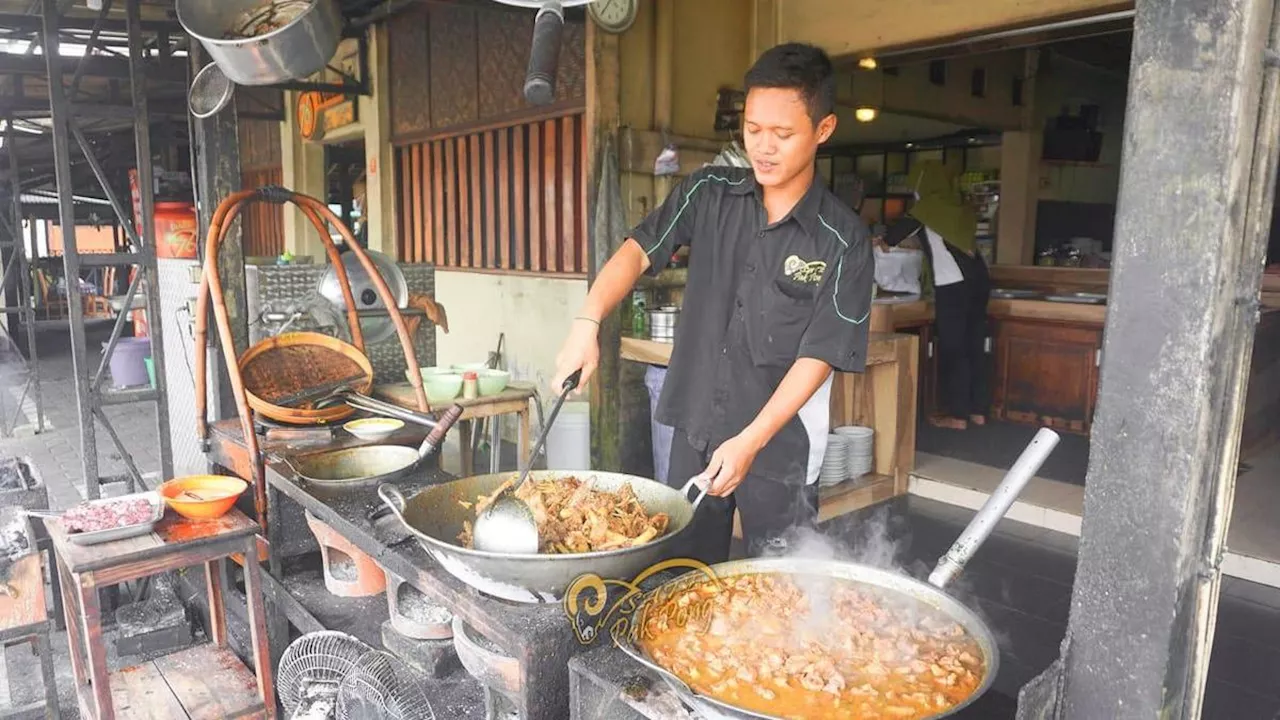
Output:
[{"xmin": 471, "ymin": 369, "xmax": 581, "ymax": 554}]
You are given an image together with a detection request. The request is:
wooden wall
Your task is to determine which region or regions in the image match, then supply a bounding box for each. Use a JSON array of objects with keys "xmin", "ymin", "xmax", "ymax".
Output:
[{"xmin": 387, "ymin": 4, "xmax": 586, "ymax": 143}]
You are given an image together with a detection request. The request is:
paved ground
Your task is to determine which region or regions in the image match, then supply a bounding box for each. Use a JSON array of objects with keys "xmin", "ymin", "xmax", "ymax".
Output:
[{"xmin": 0, "ymin": 322, "xmax": 161, "ymax": 510}]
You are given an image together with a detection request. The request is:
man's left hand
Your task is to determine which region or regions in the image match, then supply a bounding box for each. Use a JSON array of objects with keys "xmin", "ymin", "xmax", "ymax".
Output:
[{"xmin": 698, "ymin": 433, "xmax": 764, "ymax": 497}]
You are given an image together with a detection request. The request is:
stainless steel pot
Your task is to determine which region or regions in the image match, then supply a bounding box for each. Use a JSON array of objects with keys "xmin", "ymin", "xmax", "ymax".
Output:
[
  {"xmin": 647, "ymin": 306, "xmax": 679, "ymax": 342},
  {"xmin": 378, "ymin": 471, "xmax": 707, "ymax": 603},
  {"xmin": 612, "ymin": 427, "xmax": 1062, "ymax": 720},
  {"xmin": 177, "ymin": 0, "xmax": 343, "ymax": 86}
]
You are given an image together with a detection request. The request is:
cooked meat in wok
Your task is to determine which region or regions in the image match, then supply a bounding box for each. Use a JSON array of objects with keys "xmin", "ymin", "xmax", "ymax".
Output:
[
  {"xmin": 457, "ymin": 476, "xmax": 670, "ymax": 553},
  {"xmin": 639, "ymin": 573, "xmax": 986, "ymax": 720}
]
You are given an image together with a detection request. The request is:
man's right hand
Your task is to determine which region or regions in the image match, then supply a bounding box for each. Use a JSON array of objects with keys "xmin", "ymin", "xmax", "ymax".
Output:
[{"xmin": 553, "ymin": 318, "xmax": 600, "ymax": 395}]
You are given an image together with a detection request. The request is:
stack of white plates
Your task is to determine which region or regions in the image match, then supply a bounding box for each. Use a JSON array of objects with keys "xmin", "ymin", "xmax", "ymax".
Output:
[
  {"xmin": 834, "ymin": 425, "xmax": 875, "ymax": 480},
  {"xmin": 820, "ymin": 433, "xmax": 850, "ymax": 487}
]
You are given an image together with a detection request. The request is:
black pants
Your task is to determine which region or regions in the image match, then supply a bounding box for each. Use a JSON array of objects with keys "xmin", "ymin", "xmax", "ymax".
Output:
[
  {"xmin": 666, "ymin": 428, "xmax": 819, "ymax": 566},
  {"xmin": 933, "ymin": 248, "xmax": 991, "ymax": 419}
]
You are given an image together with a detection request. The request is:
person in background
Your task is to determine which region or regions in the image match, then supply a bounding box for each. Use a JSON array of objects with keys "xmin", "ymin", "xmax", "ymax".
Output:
[
  {"xmin": 881, "ymin": 161, "xmax": 990, "ymax": 431},
  {"xmin": 551, "ymin": 43, "xmax": 874, "ymax": 565}
]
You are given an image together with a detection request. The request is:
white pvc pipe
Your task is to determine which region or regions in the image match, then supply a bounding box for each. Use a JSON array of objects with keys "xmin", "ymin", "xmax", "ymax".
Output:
[{"xmin": 929, "ymin": 427, "xmax": 1062, "ymax": 589}]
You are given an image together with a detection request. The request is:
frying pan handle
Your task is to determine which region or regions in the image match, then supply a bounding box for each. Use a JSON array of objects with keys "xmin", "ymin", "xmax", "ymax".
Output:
[
  {"xmin": 378, "ymin": 483, "xmax": 409, "ymax": 518},
  {"xmin": 928, "ymin": 427, "xmax": 1060, "ymax": 589},
  {"xmin": 562, "ymin": 368, "xmax": 583, "ymax": 392},
  {"xmin": 678, "ymin": 477, "xmax": 709, "ymax": 511},
  {"xmin": 425, "ymin": 403, "xmax": 464, "ymax": 449}
]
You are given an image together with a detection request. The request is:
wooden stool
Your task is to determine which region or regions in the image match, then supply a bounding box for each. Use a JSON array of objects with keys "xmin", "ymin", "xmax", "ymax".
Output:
[{"xmin": 45, "ymin": 508, "xmax": 276, "ymax": 720}]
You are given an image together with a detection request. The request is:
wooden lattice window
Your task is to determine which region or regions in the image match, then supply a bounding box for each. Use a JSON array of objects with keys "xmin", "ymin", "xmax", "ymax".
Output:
[{"xmin": 395, "ymin": 112, "xmax": 587, "ymax": 275}]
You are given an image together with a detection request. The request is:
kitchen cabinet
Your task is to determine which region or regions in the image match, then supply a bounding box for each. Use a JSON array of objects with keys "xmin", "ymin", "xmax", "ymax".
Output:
[{"xmin": 991, "ymin": 319, "xmax": 1102, "ymax": 434}]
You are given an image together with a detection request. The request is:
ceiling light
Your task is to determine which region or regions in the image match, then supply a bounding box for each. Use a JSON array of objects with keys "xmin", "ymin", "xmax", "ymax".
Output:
[
  {"xmin": 855, "ymin": 107, "xmax": 878, "ymax": 123},
  {"xmin": 858, "ymin": 57, "xmax": 878, "ymax": 70}
]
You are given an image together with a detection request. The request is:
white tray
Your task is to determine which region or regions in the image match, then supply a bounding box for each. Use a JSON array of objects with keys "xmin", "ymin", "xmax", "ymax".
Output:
[{"xmin": 65, "ymin": 492, "xmax": 166, "ymax": 546}]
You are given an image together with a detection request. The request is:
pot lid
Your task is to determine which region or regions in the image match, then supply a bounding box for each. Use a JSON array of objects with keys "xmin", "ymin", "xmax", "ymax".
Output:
[{"xmin": 316, "ymin": 248, "xmax": 409, "ymax": 346}]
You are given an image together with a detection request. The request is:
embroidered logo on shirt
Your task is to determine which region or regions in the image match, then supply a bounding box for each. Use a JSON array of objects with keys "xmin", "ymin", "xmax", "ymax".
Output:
[{"xmin": 783, "ymin": 255, "xmax": 826, "ymax": 284}]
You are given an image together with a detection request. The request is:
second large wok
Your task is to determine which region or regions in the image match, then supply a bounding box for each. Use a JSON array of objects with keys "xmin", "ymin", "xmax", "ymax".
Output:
[
  {"xmin": 611, "ymin": 427, "xmax": 1062, "ymax": 720},
  {"xmin": 379, "ymin": 470, "xmax": 705, "ymax": 604}
]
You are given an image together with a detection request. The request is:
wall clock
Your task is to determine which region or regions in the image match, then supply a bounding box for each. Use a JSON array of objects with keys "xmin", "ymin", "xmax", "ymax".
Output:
[{"xmin": 588, "ymin": 0, "xmax": 637, "ymax": 34}]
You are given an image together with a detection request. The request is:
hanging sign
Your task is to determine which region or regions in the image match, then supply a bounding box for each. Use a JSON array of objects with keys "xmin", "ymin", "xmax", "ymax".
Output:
[{"xmin": 297, "ymin": 91, "xmax": 358, "ymax": 142}]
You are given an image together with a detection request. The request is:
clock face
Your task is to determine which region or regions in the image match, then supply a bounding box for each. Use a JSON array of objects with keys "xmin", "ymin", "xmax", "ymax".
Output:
[{"xmin": 589, "ymin": 0, "xmax": 637, "ymax": 33}]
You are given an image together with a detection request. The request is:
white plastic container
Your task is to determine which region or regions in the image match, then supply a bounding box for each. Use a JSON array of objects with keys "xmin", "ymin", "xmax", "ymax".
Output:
[{"xmin": 544, "ymin": 401, "xmax": 591, "ymax": 471}]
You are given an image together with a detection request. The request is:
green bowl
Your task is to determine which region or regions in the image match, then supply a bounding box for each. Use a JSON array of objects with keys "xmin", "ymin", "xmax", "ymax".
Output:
[
  {"xmin": 422, "ymin": 373, "xmax": 463, "ymax": 403},
  {"xmin": 475, "ymin": 369, "xmax": 510, "ymax": 396}
]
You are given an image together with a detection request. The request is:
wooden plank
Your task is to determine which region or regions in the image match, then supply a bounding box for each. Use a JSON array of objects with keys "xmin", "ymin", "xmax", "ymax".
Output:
[
  {"xmin": 409, "ymin": 143, "xmax": 424, "ymax": 264},
  {"xmin": 110, "ymin": 661, "xmax": 189, "ymax": 720},
  {"xmin": 153, "ymin": 644, "xmax": 266, "ymax": 720},
  {"xmin": 470, "ymin": 132, "xmax": 483, "ymax": 268},
  {"xmin": 398, "ymin": 148, "xmax": 412, "ymax": 261},
  {"xmin": 0, "ymin": 553, "xmax": 46, "ymax": 631},
  {"xmin": 497, "ymin": 127, "xmax": 511, "ymax": 270},
  {"xmin": 817, "ymin": 475, "xmax": 899, "ymax": 523},
  {"xmin": 484, "ymin": 130, "xmax": 497, "ymax": 269},
  {"xmin": 420, "ymin": 143, "xmax": 434, "ymax": 265},
  {"xmin": 528, "ymin": 122, "xmax": 542, "ymax": 271},
  {"xmin": 578, "ymin": 112, "xmax": 588, "ymax": 274},
  {"xmin": 988, "ymin": 298, "xmax": 1105, "ymax": 326},
  {"xmin": 444, "ymin": 138, "xmax": 457, "ymax": 266},
  {"xmin": 561, "ymin": 114, "xmax": 577, "ymax": 273},
  {"xmin": 514, "ymin": 126, "xmax": 527, "ymax": 270},
  {"xmin": 432, "ymin": 140, "xmax": 446, "ymax": 266},
  {"xmin": 458, "ymin": 136, "xmax": 472, "ymax": 268},
  {"xmin": 543, "ymin": 118, "xmax": 559, "ymax": 272}
]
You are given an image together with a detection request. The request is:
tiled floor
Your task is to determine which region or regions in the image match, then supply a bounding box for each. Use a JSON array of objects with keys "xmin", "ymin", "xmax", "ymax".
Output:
[{"xmin": 838, "ymin": 495, "xmax": 1280, "ymax": 719}]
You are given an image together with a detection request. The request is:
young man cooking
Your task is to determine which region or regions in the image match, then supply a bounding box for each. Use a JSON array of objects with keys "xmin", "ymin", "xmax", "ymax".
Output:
[{"xmin": 552, "ymin": 43, "xmax": 874, "ymax": 566}]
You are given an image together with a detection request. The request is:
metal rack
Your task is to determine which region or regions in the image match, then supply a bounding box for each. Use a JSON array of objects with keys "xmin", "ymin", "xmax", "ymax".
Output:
[
  {"xmin": 39, "ymin": 0, "xmax": 173, "ymax": 497},
  {"xmin": 0, "ymin": 117, "xmax": 43, "ymax": 438}
]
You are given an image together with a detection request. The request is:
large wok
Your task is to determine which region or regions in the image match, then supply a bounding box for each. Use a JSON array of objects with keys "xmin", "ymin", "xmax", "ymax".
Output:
[
  {"xmin": 611, "ymin": 428, "xmax": 1062, "ymax": 720},
  {"xmin": 379, "ymin": 471, "xmax": 706, "ymax": 603}
]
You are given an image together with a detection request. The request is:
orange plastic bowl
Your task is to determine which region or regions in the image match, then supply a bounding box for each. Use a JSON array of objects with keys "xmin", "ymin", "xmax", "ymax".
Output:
[{"xmin": 159, "ymin": 476, "xmax": 248, "ymax": 521}]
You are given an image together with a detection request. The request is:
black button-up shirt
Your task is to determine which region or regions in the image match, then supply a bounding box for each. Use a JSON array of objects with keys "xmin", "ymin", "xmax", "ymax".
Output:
[{"xmin": 630, "ymin": 166, "xmax": 874, "ymax": 485}]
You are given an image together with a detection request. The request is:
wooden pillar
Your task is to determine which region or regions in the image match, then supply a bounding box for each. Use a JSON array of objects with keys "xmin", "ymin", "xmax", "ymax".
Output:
[
  {"xmin": 996, "ymin": 130, "xmax": 1042, "ymax": 266},
  {"xmin": 586, "ymin": 20, "xmax": 624, "ymax": 471},
  {"xmin": 191, "ymin": 47, "xmax": 247, "ymax": 419},
  {"xmin": 1019, "ymin": 0, "xmax": 1280, "ymax": 716}
]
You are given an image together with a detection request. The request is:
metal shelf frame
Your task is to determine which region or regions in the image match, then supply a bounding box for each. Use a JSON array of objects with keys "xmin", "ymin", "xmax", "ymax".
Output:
[{"xmin": 40, "ymin": 0, "xmax": 173, "ymax": 497}]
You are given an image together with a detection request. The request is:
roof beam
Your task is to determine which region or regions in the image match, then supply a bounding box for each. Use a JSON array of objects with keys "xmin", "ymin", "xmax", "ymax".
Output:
[
  {"xmin": 0, "ymin": 51, "xmax": 185, "ymax": 82},
  {"xmin": 0, "ymin": 12, "xmax": 180, "ymax": 35}
]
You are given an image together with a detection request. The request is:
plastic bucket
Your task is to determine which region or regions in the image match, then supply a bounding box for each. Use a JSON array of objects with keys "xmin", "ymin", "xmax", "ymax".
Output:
[
  {"xmin": 105, "ymin": 337, "xmax": 152, "ymax": 388},
  {"xmin": 544, "ymin": 401, "xmax": 591, "ymax": 471},
  {"xmin": 144, "ymin": 357, "xmax": 156, "ymax": 388}
]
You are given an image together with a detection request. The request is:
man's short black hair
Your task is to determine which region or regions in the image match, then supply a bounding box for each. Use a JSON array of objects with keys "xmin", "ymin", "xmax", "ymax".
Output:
[{"xmin": 743, "ymin": 43, "xmax": 836, "ymax": 125}]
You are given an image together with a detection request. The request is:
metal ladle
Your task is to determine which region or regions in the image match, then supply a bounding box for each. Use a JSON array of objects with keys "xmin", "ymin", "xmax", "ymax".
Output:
[{"xmin": 471, "ymin": 369, "xmax": 581, "ymax": 554}]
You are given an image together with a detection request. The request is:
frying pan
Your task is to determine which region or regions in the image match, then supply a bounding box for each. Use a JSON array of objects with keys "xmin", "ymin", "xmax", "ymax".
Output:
[
  {"xmin": 279, "ymin": 399, "xmax": 464, "ymax": 487},
  {"xmin": 610, "ymin": 428, "xmax": 1062, "ymax": 720}
]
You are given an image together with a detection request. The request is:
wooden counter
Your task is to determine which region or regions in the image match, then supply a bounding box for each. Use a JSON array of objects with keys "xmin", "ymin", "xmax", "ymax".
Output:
[
  {"xmin": 620, "ymin": 332, "xmax": 919, "ymax": 519},
  {"xmin": 885, "ymin": 298, "xmax": 1106, "ymax": 328}
]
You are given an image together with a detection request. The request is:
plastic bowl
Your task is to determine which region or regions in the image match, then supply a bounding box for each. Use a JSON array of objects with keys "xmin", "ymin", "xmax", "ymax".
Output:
[
  {"xmin": 343, "ymin": 417, "xmax": 405, "ymax": 441},
  {"xmin": 159, "ymin": 475, "xmax": 248, "ymax": 521},
  {"xmin": 475, "ymin": 369, "xmax": 510, "ymax": 396}
]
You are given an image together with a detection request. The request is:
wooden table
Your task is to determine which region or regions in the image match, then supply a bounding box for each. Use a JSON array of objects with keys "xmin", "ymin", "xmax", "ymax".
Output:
[
  {"xmin": 0, "ymin": 510, "xmax": 58, "ymax": 720},
  {"xmin": 45, "ymin": 508, "xmax": 275, "ymax": 720},
  {"xmin": 374, "ymin": 381, "xmax": 537, "ymax": 476}
]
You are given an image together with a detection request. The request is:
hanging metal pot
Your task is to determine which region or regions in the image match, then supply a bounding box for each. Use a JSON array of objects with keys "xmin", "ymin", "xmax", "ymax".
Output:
[{"xmin": 177, "ymin": 0, "xmax": 343, "ymax": 86}]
